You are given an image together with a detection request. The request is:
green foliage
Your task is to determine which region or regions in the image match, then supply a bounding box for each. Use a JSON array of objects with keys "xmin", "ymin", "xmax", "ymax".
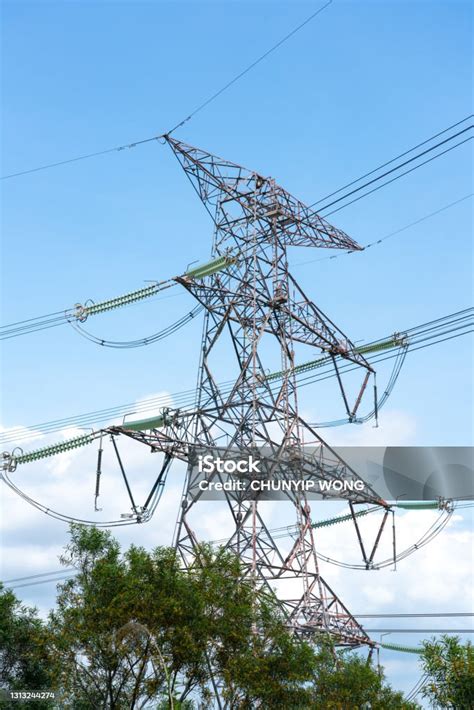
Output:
[
  {"xmin": 49, "ymin": 528, "xmax": 322, "ymax": 707},
  {"xmin": 191, "ymin": 547, "xmax": 318, "ymax": 707},
  {"xmin": 421, "ymin": 635, "xmax": 474, "ymax": 708},
  {"xmin": 0, "ymin": 585, "xmax": 53, "ymax": 709},
  {"xmin": 2, "ymin": 525, "xmax": 428, "ymax": 708},
  {"xmin": 49, "ymin": 525, "xmax": 203, "ymax": 707},
  {"xmin": 310, "ymin": 641, "xmax": 420, "ymax": 709}
]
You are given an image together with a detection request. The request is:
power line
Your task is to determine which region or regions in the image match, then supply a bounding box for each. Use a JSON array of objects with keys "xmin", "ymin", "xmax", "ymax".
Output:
[
  {"xmin": 0, "ymin": 309, "xmax": 470, "ymax": 445},
  {"xmin": 6, "ymin": 326, "xmax": 472, "ymax": 443},
  {"xmin": 2, "ymin": 494, "xmax": 471, "ymax": 590},
  {"xmin": 321, "ymin": 135, "xmax": 472, "ymax": 218},
  {"xmin": 2, "ymin": 194, "xmax": 469, "ymax": 341},
  {"xmin": 309, "ymin": 115, "xmax": 472, "ymax": 208},
  {"xmin": 1, "ymin": 136, "xmax": 161, "ymax": 181},
  {"xmin": 2, "ymin": 126, "xmax": 470, "ymax": 342},
  {"xmin": 166, "ymin": 1, "xmax": 332, "ymax": 135},
  {"xmin": 0, "ymin": 287, "xmax": 188, "ymax": 341},
  {"xmin": 4, "ymin": 334, "xmax": 470, "ymax": 540},
  {"xmin": 355, "ymin": 613, "xmax": 474, "ymax": 618},
  {"xmin": 0, "ymin": 276, "xmax": 179, "ymax": 340},
  {"xmin": 405, "ymin": 673, "xmax": 429, "ymax": 702},
  {"xmin": 69, "ymin": 305, "xmax": 203, "ymax": 349},
  {"xmin": 364, "ymin": 629, "xmax": 474, "ymax": 633},
  {"xmin": 2, "ymin": 569, "xmax": 75, "ymax": 584},
  {"xmin": 0, "ymin": 308, "xmax": 469, "ymax": 444},
  {"xmin": 1, "ymin": 2, "xmax": 332, "ymax": 181},
  {"xmin": 294, "ymin": 193, "xmax": 473, "ymax": 266},
  {"xmin": 314, "ymin": 125, "xmax": 472, "ymax": 214},
  {"xmin": 2, "ymin": 575, "xmax": 75, "ymax": 590}
]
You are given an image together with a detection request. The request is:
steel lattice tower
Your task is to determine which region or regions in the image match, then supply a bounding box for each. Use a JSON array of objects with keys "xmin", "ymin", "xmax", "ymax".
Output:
[{"xmin": 115, "ymin": 137, "xmax": 387, "ymax": 648}]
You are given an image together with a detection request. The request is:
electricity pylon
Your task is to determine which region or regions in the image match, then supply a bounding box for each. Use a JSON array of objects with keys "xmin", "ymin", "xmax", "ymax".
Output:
[{"xmin": 114, "ymin": 137, "xmax": 387, "ymax": 647}]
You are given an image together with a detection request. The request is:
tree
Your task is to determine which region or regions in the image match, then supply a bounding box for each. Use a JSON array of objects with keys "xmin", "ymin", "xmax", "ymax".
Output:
[
  {"xmin": 310, "ymin": 641, "xmax": 420, "ymax": 709},
  {"xmin": 21, "ymin": 524, "xmax": 423, "ymax": 708},
  {"xmin": 186, "ymin": 545, "xmax": 318, "ymax": 708},
  {"xmin": 0, "ymin": 585, "xmax": 53, "ymax": 709},
  {"xmin": 48, "ymin": 524, "xmax": 210, "ymax": 707},
  {"xmin": 421, "ymin": 635, "xmax": 474, "ymax": 708},
  {"xmin": 47, "ymin": 526, "xmax": 319, "ymax": 707}
]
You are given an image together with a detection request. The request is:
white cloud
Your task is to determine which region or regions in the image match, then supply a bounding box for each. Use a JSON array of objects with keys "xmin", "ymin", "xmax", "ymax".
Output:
[
  {"xmin": 315, "ymin": 509, "xmax": 473, "ymax": 616},
  {"xmin": 0, "ymin": 423, "xmax": 46, "ymax": 446},
  {"xmin": 360, "ymin": 583, "xmax": 396, "ymax": 606},
  {"xmin": 322, "ymin": 409, "xmax": 418, "ymax": 447},
  {"xmin": 1, "ymin": 398, "xmax": 472, "ymax": 706}
]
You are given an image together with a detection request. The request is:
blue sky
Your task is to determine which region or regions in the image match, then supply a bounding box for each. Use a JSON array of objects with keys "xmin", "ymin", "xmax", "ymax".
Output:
[{"xmin": 1, "ymin": 0, "xmax": 472, "ymax": 704}]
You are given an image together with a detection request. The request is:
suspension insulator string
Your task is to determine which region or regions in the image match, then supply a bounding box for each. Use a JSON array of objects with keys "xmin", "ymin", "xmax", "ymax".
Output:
[
  {"xmin": 94, "ymin": 434, "xmax": 103, "ymax": 512},
  {"xmin": 373, "ymin": 373, "xmax": 379, "ymax": 428}
]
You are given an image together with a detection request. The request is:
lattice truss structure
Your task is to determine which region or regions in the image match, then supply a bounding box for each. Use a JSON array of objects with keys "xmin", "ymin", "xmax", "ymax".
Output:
[{"xmin": 109, "ymin": 137, "xmax": 390, "ymax": 647}]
